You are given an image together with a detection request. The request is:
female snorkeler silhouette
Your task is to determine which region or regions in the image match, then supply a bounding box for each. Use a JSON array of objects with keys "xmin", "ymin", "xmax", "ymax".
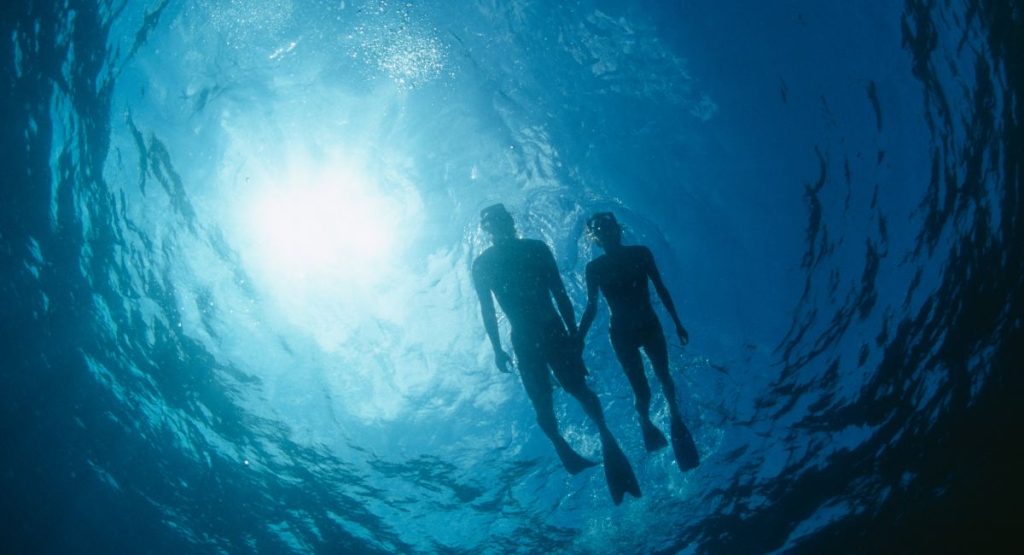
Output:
[{"xmin": 578, "ymin": 212, "xmax": 699, "ymax": 472}]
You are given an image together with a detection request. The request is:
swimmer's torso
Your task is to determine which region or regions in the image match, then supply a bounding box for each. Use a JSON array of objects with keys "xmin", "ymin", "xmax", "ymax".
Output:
[
  {"xmin": 587, "ymin": 245, "xmax": 660, "ymax": 331},
  {"xmin": 473, "ymin": 238, "xmax": 562, "ymax": 330}
]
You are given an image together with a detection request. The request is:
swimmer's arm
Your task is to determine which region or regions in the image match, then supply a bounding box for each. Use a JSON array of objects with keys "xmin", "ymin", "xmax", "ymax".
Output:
[
  {"xmin": 544, "ymin": 248, "xmax": 578, "ymax": 336},
  {"xmin": 578, "ymin": 263, "xmax": 600, "ymax": 341},
  {"xmin": 473, "ymin": 262, "xmax": 512, "ymax": 372},
  {"xmin": 645, "ymin": 247, "xmax": 689, "ymax": 345}
]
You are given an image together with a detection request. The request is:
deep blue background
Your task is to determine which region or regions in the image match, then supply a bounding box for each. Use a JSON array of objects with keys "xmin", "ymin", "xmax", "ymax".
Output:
[{"xmin": 2, "ymin": 0, "xmax": 1021, "ymax": 552}]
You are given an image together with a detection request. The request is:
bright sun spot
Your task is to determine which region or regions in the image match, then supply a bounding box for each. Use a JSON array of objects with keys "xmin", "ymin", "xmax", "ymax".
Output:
[
  {"xmin": 236, "ymin": 155, "xmax": 413, "ymax": 297},
  {"xmin": 247, "ymin": 183, "xmax": 395, "ymax": 282}
]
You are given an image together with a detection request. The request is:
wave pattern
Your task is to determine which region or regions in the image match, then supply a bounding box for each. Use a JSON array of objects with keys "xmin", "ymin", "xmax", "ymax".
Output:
[{"xmin": 2, "ymin": 0, "xmax": 1020, "ymax": 553}]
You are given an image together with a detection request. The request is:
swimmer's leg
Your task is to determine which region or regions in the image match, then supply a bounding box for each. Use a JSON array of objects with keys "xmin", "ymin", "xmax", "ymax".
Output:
[
  {"xmin": 518, "ymin": 356, "xmax": 597, "ymax": 474},
  {"xmin": 611, "ymin": 332, "xmax": 668, "ymax": 452},
  {"xmin": 552, "ymin": 350, "xmax": 640, "ymax": 504},
  {"xmin": 645, "ymin": 332, "xmax": 699, "ymax": 471}
]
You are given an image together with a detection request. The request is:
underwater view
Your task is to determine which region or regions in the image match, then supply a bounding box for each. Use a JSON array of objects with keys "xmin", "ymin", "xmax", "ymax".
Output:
[{"xmin": 2, "ymin": 0, "xmax": 1021, "ymax": 552}]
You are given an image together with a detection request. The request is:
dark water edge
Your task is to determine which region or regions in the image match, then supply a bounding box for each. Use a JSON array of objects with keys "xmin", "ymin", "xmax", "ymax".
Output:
[
  {"xmin": 773, "ymin": 2, "xmax": 1024, "ymax": 551},
  {"xmin": 1, "ymin": 0, "xmax": 1022, "ymax": 553},
  {"xmin": 779, "ymin": 1, "xmax": 1024, "ymax": 550}
]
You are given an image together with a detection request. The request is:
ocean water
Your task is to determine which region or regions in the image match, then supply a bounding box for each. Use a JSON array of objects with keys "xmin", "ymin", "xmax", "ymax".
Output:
[{"xmin": 2, "ymin": 0, "xmax": 1021, "ymax": 553}]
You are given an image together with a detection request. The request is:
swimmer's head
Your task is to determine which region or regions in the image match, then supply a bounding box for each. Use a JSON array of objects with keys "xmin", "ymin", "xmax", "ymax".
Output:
[
  {"xmin": 587, "ymin": 212, "xmax": 622, "ymax": 247},
  {"xmin": 480, "ymin": 203, "xmax": 516, "ymax": 240}
]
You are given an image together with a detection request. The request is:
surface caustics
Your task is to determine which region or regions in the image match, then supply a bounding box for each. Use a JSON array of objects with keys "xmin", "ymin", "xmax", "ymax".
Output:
[{"xmin": 2, "ymin": 0, "xmax": 1021, "ymax": 553}]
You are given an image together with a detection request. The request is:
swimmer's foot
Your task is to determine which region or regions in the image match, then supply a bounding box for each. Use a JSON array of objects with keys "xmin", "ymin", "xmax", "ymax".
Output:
[
  {"xmin": 601, "ymin": 436, "xmax": 641, "ymax": 505},
  {"xmin": 555, "ymin": 443, "xmax": 598, "ymax": 475},
  {"xmin": 641, "ymin": 419, "xmax": 669, "ymax": 452},
  {"xmin": 670, "ymin": 417, "xmax": 700, "ymax": 472}
]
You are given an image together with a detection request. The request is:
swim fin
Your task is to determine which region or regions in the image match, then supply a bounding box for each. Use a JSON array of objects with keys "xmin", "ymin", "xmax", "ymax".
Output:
[
  {"xmin": 602, "ymin": 438, "xmax": 641, "ymax": 505},
  {"xmin": 641, "ymin": 419, "xmax": 669, "ymax": 452},
  {"xmin": 556, "ymin": 443, "xmax": 598, "ymax": 475},
  {"xmin": 670, "ymin": 417, "xmax": 700, "ymax": 472}
]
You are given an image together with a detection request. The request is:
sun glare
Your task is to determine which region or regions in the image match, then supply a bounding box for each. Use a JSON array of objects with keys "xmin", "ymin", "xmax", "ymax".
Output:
[{"xmin": 238, "ymin": 159, "xmax": 407, "ymax": 291}]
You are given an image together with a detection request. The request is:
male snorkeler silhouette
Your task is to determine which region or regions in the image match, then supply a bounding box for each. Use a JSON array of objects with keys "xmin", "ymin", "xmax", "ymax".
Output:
[
  {"xmin": 578, "ymin": 212, "xmax": 699, "ymax": 472},
  {"xmin": 472, "ymin": 204, "xmax": 640, "ymax": 504}
]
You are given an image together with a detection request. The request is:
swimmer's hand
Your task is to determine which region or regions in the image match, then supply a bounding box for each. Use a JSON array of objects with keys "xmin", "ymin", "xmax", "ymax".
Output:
[
  {"xmin": 571, "ymin": 332, "xmax": 585, "ymax": 356},
  {"xmin": 676, "ymin": 324, "xmax": 690, "ymax": 347},
  {"xmin": 494, "ymin": 350, "xmax": 513, "ymax": 373}
]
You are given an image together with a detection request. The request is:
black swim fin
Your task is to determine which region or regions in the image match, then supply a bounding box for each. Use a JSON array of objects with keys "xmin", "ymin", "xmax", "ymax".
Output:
[
  {"xmin": 670, "ymin": 417, "xmax": 700, "ymax": 472},
  {"xmin": 641, "ymin": 419, "xmax": 669, "ymax": 452},
  {"xmin": 602, "ymin": 439, "xmax": 641, "ymax": 505},
  {"xmin": 556, "ymin": 443, "xmax": 599, "ymax": 475}
]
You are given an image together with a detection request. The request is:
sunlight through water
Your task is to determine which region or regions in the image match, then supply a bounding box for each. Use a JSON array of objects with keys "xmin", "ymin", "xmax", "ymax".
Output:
[
  {"xmin": 222, "ymin": 146, "xmax": 442, "ymax": 420},
  {"xmin": 3, "ymin": 0, "xmax": 1021, "ymax": 552},
  {"xmin": 238, "ymin": 156, "xmax": 405, "ymax": 291}
]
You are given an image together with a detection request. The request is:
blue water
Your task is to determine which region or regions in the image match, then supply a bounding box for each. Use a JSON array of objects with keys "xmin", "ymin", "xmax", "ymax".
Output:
[{"xmin": 2, "ymin": 0, "xmax": 1021, "ymax": 552}]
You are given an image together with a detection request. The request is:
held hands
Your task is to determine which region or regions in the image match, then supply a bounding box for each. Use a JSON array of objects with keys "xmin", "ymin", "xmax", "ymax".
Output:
[
  {"xmin": 494, "ymin": 349, "xmax": 513, "ymax": 373},
  {"xmin": 570, "ymin": 331, "xmax": 585, "ymax": 356},
  {"xmin": 676, "ymin": 324, "xmax": 690, "ymax": 347}
]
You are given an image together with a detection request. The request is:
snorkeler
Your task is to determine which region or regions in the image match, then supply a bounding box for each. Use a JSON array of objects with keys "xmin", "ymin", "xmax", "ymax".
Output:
[
  {"xmin": 472, "ymin": 204, "xmax": 641, "ymax": 505},
  {"xmin": 578, "ymin": 212, "xmax": 699, "ymax": 472}
]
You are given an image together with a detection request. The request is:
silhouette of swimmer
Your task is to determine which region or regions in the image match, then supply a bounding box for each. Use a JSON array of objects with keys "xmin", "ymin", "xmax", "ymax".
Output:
[
  {"xmin": 472, "ymin": 204, "xmax": 641, "ymax": 504},
  {"xmin": 578, "ymin": 212, "xmax": 700, "ymax": 472}
]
